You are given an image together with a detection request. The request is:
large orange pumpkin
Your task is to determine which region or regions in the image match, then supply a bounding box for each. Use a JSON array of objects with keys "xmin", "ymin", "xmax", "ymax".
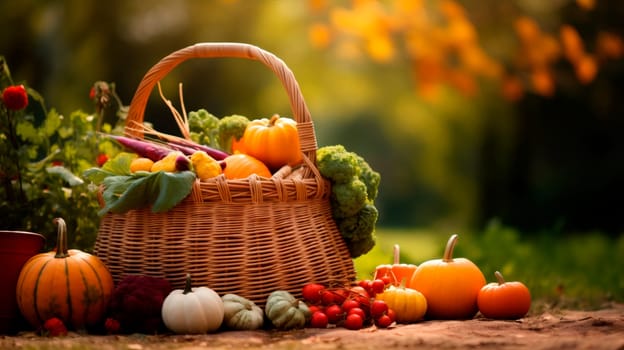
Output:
[
  {"xmin": 223, "ymin": 153, "xmax": 272, "ymax": 179},
  {"xmin": 16, "ymin": 218, "xmax": 114, "ymax": 330},
  {"xmin": 408, "ymin": 234, "xmax": 485, "ymax": 320},
  {"xmin": 237, "ymin": 114, "xmax": 302, "ymax": 171}
]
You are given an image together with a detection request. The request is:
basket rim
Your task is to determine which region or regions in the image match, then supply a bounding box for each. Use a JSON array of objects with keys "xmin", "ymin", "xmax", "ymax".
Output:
[{"xmin": 124, "ymin": 42, "xmax": 318, "ymax": 163}]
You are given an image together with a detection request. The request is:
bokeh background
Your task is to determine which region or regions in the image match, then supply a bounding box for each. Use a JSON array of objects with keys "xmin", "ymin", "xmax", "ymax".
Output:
[{"xmin": 2, "ymin": 0, "xmax": 623, "ymax": 236}]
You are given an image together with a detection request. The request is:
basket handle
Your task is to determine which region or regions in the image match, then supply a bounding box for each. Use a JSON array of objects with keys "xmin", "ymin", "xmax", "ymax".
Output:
[{"xmin": 125, "ymin": 42, "xmax": 317, "ymax": 162}]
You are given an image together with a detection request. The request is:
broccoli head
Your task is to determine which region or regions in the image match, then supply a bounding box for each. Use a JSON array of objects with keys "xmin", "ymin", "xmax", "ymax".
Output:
[
  {"xmin": 331, "ymin": 178, "xmax": 368, "ymax": 219},
  {"xmin": 188, "ymin": 109, "xmax": 219, "ymax": 146},
  {"xmin": 217, "ymin": 114, "xmax": 250, "ymax": 153},
  {"xmin": 343, "ymin": 234, "xmax": 376, "ymax": 259},
  {"xmin": 355, "ymin": 154, "xmax": 381, "ymax": 201},
  {"xmin": 337, "ymin": 202, "xmax": 379, "ymax": 242},
  {"xmin": 316, "ymin": 145, "xmax": 360, "ymax": 184}
]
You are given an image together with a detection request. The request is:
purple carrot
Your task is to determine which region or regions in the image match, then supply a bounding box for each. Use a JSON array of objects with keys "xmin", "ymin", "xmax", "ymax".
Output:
[
  {"xmin": 166, "ymin": 138, "xmax": 229, "ymax": 160},
  {"xmin": 110, "ymin": 135, "xmax": 172, "ymax": 161}
]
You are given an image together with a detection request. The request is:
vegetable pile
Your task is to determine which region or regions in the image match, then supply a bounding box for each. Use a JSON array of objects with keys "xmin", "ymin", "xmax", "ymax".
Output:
[{"xmin": 84, "ymin": 84, "xmax": 382, "ymax": 260}]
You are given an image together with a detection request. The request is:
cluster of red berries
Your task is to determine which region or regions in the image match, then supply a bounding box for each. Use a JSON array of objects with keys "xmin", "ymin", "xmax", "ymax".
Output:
[{"xmin": 301, "ymin": 279, "xmax": 395, "ymax": 330}]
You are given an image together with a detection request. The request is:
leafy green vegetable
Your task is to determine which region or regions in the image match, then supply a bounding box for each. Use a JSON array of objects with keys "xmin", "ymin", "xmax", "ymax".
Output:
[{"xmin": 95, "ymin": 170, "xmax": 195, "ymax": 215}]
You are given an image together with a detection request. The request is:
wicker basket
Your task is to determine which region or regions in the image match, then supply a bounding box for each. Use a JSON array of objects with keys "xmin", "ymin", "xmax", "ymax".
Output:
[{"xmin": 93, "ymin": 42, "xmax": 356, "ymax": 306}]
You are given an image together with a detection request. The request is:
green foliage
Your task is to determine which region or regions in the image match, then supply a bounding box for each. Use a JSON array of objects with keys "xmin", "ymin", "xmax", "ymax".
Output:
[{"xmin": 1, "ymin": 56, "xmax": 120, "ymax": 251}]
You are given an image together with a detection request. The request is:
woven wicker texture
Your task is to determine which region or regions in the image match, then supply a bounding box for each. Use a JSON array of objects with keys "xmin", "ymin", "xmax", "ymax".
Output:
[{"xmin": 93, "ymin": 43, "xmax": 356, "ymax": 306}]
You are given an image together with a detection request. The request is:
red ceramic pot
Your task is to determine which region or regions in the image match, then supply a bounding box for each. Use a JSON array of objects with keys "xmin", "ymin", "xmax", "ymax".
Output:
[{"xmin": 0, "ymin": 230, "xmax": 45, "ymax": 334}]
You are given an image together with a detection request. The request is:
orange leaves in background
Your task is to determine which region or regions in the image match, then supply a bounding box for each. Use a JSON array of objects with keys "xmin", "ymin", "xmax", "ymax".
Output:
[{"xmin": 307, "ymin": 0, "xmax": 624, "ymax": 102}]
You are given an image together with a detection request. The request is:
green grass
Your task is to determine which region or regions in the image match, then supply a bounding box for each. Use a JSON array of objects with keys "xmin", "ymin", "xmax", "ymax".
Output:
[{"xmin": 354, "ymin": 220, "xmax": 624, "ymax": 311}]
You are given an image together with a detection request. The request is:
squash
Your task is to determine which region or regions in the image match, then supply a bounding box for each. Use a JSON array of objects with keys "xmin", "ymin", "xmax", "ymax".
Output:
[
  {"xmin": 161, "ymin": 274, "xmax": 224, "ymax": 334},
  {"xmin": 373, "ymin": 244, "xmax": 417, "ymax": 286},
  {"xmin": 15, "ymin": 218, "xmax": 114, "ymax": 330},
  {"xmin": 408, "ymin": 234, "xmax": 485, "ymax": 320},
  {"xmin": 221, "ymin": 294, "xmax": 264, "ymax": 330},
  {"xmin": 190, "ymin": 150, "xmax": 222, "ymax": 180},
  {"xmin": 238, "ymin": 114, "xmax": 302, "ymax": 171},
  {"xmin": 375, "ymin": 284, "xmax": 427, "ymax": 323},
  {"xmin": 223, "ymin": 153, "xmax": 271, "ymax": 179},
  {"xmin": 477, "ymin": 271, "xmax": 531, "ymax": 319},
  {"xmin": 264, "ymin": 290, "xmax": 311, "ymax": 330}
]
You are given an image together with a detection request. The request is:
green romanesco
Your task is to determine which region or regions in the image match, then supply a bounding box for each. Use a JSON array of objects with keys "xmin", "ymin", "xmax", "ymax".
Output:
[
  {"xmin": 316, "ymin": 145, "xmax": 381, "ymax": 258},
  {"xmin": 316, "ymin": 145, "xmax": 360, "ymax": 184},
  {"xmin": 331, "ymin": 179, "xmax": 368, "ymax": 219},
  {"xmin": 187, "ymin": 110, "xmax": 250, "ymax": 153},
  {"xmin": 217, "ymin": 114, "xmax": 250, "ymax": 154},
  {"xmin": 188, "ymin": 109, "xmax": 219, "ymax": 147}
]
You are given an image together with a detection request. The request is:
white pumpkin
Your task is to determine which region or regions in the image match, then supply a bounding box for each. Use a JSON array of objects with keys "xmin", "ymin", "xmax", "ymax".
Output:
[
  {"xmin": 221, "ymin": 293, "xmax": 264, "ymax": 330},
  {"xmin": 161, "ymin": 274, "xmax": 224, "ymax": 334}
]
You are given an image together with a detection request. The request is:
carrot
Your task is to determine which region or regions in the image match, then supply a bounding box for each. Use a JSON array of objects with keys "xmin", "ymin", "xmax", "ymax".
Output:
[{"xmin": 110, "ymin": 135, "xmax": 172, "ymax": 161}]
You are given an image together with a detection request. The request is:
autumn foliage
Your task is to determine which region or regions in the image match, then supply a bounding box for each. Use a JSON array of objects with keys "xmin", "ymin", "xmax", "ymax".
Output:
[{"xmin": 307, "ymin": 0, "xmax": 624, "ymax": 101}]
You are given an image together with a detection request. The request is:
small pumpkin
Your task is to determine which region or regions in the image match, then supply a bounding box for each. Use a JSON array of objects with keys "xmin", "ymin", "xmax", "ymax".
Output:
[
  {"xmin": 16, "ymin": 218, "xmax": 114, "ymax": 330},
  {"xmin": 265, "ymin": 290, "xmax": 311, "ymax": 330},
  {"xmin": 408, "ymin": 234, "xmax": 485, "ymax": 320},
  {"xmin": 223, "ymin": 153, "xmax": 272, "ymax": 179},
  {"xmin": 221, "ymin": 294, "xmax": 264, "ymax": 330},
  {"xmin": 238, "ymin": 114, "xmax": 303, "ymax": 171},
  {"xmin": 376, "ymin": 284, "xmax": 427, "ymax": 323},
  {"xmin": 374, "ymin": 244, "xmax": 417, "ymax": 286},
  {"xmin": 190, "ymin": 150, "xmax": 222, "ymax": 180},
  {"xmin": 477, "ymin": 271, "xmax": 531, "ymax": 319},
  {"xmin": 161, "ymin": 274, "xmax": 224, "ymax": 334}
]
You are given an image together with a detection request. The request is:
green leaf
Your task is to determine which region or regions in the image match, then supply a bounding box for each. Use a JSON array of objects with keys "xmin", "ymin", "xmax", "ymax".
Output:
[
  {"xmin": 97, "ymin": 170, "xmax": 195, "ymax": 215},
  {"xmin": 43, "ymin": 110, "xmax": 62, "ymax": 137},
  {"xmin": 151, "ymin": 171, "xmax": 196, "ymax": 212},
  {"xmin": 102, "ymin": 151, "xmax": 135, "ymax": 175},
  {"xmin": 46, "ymin": 166, "xmax": 85, "ymax": 186}
]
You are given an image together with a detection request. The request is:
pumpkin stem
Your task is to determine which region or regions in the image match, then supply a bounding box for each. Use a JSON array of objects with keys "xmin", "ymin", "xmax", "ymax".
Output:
[
  {"xmin": 494, "ymin": 271, "xmax": 506, "ymax": 285},
  {"xmin": 53, "ymin": 217, "xmax": 70, "ymax": 258},
  {"xmin": 442, "ymin": 234, "xmax": 458, "ymax": 263},
  {"xmin": 269, "ymin": 114, "xmax": 280, "ymax": 126},
  {"xmin": 183, "ymin": 273, "xmax": 193, "ymax": 294},
  {"xmin": 393, "ymin": 244, "xmax": 400, "ymax": 265}
]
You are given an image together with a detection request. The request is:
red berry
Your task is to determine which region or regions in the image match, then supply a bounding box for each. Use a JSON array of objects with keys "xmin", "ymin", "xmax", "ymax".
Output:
[
  {"xmin": 386, "ymin": 308, "xmax": 397, "ymax": 323},
  {"xmin": 308, "ymin": 305, "xmax": 324, "ymax": 315},
  {"xmin": 104, "ymin": 317, "xmax": 120, "ymax": 334},
  {"xmin": 375, "ymin": 314, "xmax": 393, "ymax": 328},
  {"xmin": 341, "ymin": 299, "xmax": 361, "ymax": 313},
  {"xmin": 309, "ymin": 311, "xmax": 329, "ymax": 328},
  {"xmin": 325, "ymin": 304, "xmax": 344, "ymax": 324},
  {"xmin": 43, "ymin": 317, "xmax": 67, "ymax": 337},
  {"xmin": 344, "ymin": 313, "xmax": 364, "ymax": 330},
  {"xmin": 320, "ymin": 290, "xmax": 335, "ymax": 305},
  {"xmin": 2, "ymin": 85, "xmax": 28, "ymax": 111},
  {"xmin": 371, "ymin": 279, "xmax": 386, "ymax": 294},
  {"xmin": 347, "ymin": 307, "xmax": 366, "ymax": 321},
  {"xmin": 302, "ymin": 283, "xmax": 326, "ymax": 304},
  {"xmin": 97, "ymin": 153, "xmax": 109, "ymax": 167},
  {"xmin": 370, "ymin": 299, "xmax": 389, "ymax": 319}
]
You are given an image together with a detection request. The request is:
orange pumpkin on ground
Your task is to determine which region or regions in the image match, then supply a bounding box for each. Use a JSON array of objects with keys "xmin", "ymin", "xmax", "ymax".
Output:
[
  {"xmin": 223, "ymin": 153, "xmax": 272, "ymax": 179},
  {"xmin": 373, "ymin": 244, "xmax": 417, "ymax": 286},
  {"xmin": 15, "ymin": 218, "xmax": 114, "ymax": 330},
  {"xmin": 477, "ymin": 271, "xmax": 532, "ymax": 319},
  {"xmin": 408, "ymin": 234, "xmax": 485, "ymax": 320},
  {"xmin": 236, "ymin": 114, "xmax": 302, "ymax": 171}
]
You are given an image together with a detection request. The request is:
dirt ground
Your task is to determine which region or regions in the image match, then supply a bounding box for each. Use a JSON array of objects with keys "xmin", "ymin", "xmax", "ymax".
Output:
[{"xmin": 2, "ymin": 303, "xmax": 623, "ymax": 350}]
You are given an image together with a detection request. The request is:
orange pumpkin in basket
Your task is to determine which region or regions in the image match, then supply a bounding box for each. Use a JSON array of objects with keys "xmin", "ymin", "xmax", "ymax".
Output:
[
  {"xmin": 237, "ymin": 114, "xmax": 302, "ymax": 171},
  {"xmin": 16, "ymin": 218, "xmax": 114, "ymax": 330},
  {"xmin": 223, "ymin": 153, "xmax": 272, "ymax": 179}
]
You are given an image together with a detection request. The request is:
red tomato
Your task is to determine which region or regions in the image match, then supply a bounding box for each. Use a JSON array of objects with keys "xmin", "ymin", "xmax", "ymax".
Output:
[
  {"xmin": 370, "ymin": 299, "xmax": 389, "ymax": 319},
  {"xmin": 347, "ymin": 307, "xmax": 366, "ymax": 321},
  {"xmin": 325, "ymin": 304, "xmax": 344, "ymax": 324},
  {"xmin": 344, "ymin": 314, "xmax": 364, "ymax": 330},
  {"xmin": 341, "ymin": 299, "xmax": 361, "ymax": 313},
  {"xmin": 302, "ymin": 283, "xmax": 326, "ymax": 304},
  {"xmin": 375, "ymin": 314, "xmax": 393, "ymax": 328},
  {"xmin": 371, "ymin": 279, "xmax": 386, "ymax": 294},
  {"xmin": 321, "ymin": 290, "xmax": 335, "ymax": 305},
  {"xmin": 309, "ymin": 311, "xmax": 329, "ymax": 328}
]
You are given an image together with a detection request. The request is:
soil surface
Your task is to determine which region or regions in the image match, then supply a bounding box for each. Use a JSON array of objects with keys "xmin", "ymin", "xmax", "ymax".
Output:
[{"xmin": 2, "ymin": 303, "xmax": 623, "ymax": 350}]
